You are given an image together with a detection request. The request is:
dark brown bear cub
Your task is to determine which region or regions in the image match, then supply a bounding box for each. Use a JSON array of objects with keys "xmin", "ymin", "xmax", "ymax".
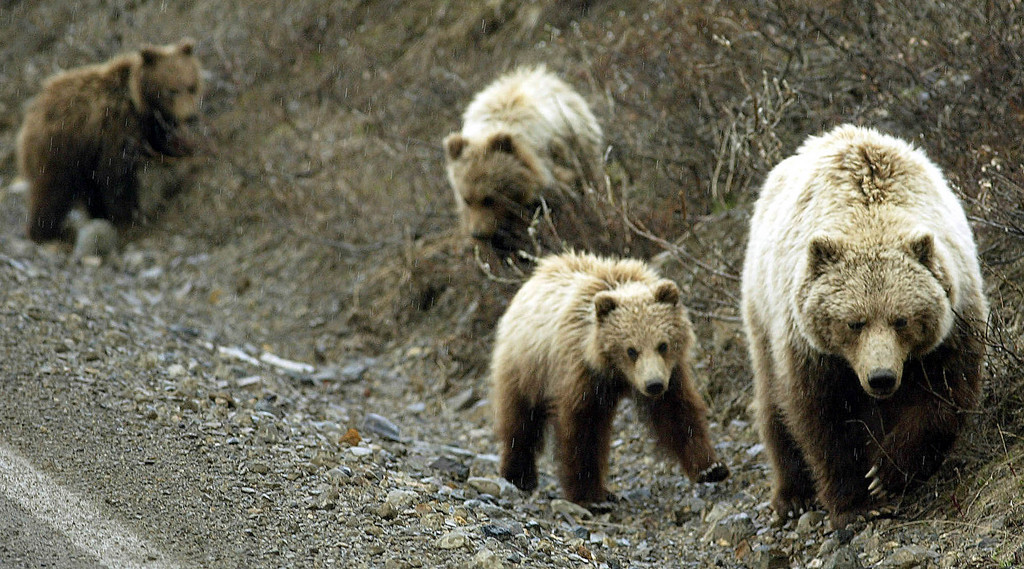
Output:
[
  {"xmin": 16, "ymin": 39, "xmax": 204, "ymax": 242},
  {"xmin": 491, "ymin": 251, "xmax": 728, "ymax": 503}
]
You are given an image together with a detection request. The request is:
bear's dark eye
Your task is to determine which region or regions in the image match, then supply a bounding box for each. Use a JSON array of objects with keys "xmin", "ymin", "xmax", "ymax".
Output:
[
  {"xmin": 893, "ymin": 317, "xmax": 908, "ymax": 330},
  {"xmin": 481, "ymin": 196, "xmax": 496, "ymax": 208},
  {"xmin": 657, "ymin": 342, "xmax": 668, "ymax": 355},
  {"xmin": 848, "ymin": 321, "xmax": 866, "ymax": 332},
  {"xmin": 626, "ymin": 347, "xmax": 639, "ymax": 362}
]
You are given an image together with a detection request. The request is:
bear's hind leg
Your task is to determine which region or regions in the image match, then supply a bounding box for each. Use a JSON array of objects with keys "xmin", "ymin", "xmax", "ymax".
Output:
[
  {"xmin": 556, "ymin": 397, "xmax": 616, "ymax": 503},
  {"xmin": 26, "ymin": 175, "xmax": 76, "ymax": 243},
  {"xmin": 497, "ymin": 394, "xmax": 547, "ymax": 492}
]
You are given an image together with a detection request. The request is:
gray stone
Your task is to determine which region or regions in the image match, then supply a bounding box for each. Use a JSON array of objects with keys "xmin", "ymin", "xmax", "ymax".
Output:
[
  {"xmin": 711, "ymin": 512, "xmax": 756, "ymax": 546},
  {"xmin": 818, "ymin": 537, "xmax": 840, "ymax": 557},
  {"xmin": 753, "ymin": 545, "xmax": 789, "ymax": 569},
  {"xmin": 833, "ymin": 527, "xmax": 856, "ymax": 544},
  {"xmin": 327, "ymin": 466, "xmax": 353, "ymax": 483},
  {"xmin": 362, "ymin": 413, "xmax": 402, "ymax": 441},
  {"xmin": 471, "ymin": 548, "xmax": 505, "ymax": 569},
  {"xmin": 704, "ymin": 502, "xmax": 734, "ymax": 526},
  {"xmin": 348, "ymin": 446, "xmax": 373, "ymax": 458},
  {"xmin": 674, "ymin": 495, "xmax": 707, "ymax": 524},
  {"xmin": 797, "ymin": 510, "xmax": 826, "ymax": 534},
  {"xmin": 467, "ymin": 476, "xmax": 502, "ymax": 496},
  {"xmin": 550, "ymin": 499, "xmax": 593, "ymax": 520},
  {"xmin": 436, "ymin": 530, "xmax": 469, "ymax": 549},
  {"xmin": 879, "ymin": 545, "xmax": 939, "ymax": 569},
  {"xmin": 311, "ymin": 485, "xmax": 339, "ymax": 510},
  {"xmin": 824, "ymin": 546, "xmax": 863, "ymax": 569},
  {"xmin": 429, "ymin": 456, "xmax": 469, "ymax": 481},
  {"xmin": 445, "ymin": 387, "xmax": 479, "ymax": 412},
  {"xmin": 481, "ymin": 523, "xmax": 521, "ymax": 540},
  {"xmin": 73, "ymin": 219, "xmax": 117, "ymax": 261},
  {"xmin": 385, "ymin": 489, "xmax": 419, "ymax": 509},
  {"xmin": 467, "ymin": 476, "xmax": 517, "ymax": 498}
]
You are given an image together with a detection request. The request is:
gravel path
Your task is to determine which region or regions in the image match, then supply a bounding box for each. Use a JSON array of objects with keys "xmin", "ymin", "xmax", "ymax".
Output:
[{"xmin": 0, "ymin": 222, "xmax": 1004, "ymax": 569}]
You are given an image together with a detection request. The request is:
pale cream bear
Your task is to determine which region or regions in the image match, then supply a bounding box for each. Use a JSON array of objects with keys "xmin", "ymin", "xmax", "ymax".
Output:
[
  {"xmin": 741, "ymin": 124, "xmax": 988, "ymax": 527},
  {"xmin": 443, "ymin": 66, "xmax": 604, "ymax": 251}
]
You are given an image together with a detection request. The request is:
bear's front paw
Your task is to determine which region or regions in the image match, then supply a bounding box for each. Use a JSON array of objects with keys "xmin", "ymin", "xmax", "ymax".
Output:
[{"xmin": 697, "ymin": 462, "xmax": 729, "ymax": 483}]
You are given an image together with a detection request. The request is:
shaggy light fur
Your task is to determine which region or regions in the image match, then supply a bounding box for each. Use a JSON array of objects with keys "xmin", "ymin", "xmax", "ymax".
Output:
[
  {"xmin": 443, "ymin": 66, "xmax": 603, "ymax": 251},
  {"xmin": 492, "ymin": 251, "xmax": 727, "ymax": 503},
  {"xmin": 741, "ymin": 124, "xmax": 988, "ymax": 527}
]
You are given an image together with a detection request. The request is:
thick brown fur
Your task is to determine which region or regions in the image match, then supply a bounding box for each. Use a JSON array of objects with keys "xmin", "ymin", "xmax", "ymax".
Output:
[
  {"xmin": 443, "ymin": 66, "xmax": 604, "ymax": 254},
  {"xmin": 17, "ymin": 39, "xmax": 204, "ymax": 242},
  {"xmin": 741, "ymin": 125, "xmax": 988, "ymax": 527},
  {"xmin": 491, "ymin": 251, "xmax": 728, "ymax": 503}
]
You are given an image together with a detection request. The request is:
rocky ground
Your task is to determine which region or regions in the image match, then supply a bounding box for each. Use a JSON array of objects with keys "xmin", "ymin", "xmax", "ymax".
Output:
[
  {"xmin": 1, "ymin": 1, "xmax": 1022, "ymax": 568},
  {"xmin": 0, "ymin": 199, "xmax": 1011, "ymax": 568}
]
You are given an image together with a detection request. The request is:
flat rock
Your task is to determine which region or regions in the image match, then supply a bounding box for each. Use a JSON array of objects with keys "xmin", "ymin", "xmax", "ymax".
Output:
[
  {"xmin": 436, "ymin": 530, "xmax": 469, "ymax": 550},
  {"xmin": 878, "ymin": 545, "xmax": 939, "ymax": 569},
  {"xmin": 362, "ymin": 413, "xmax": 402, "ymax": 441},
  {"xmin": 550, "ymin": 499, "xmax": 593, "ymax": 520}
]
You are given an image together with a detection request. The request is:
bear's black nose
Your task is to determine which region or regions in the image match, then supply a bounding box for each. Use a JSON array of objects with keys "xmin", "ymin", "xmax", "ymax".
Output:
[
  {"xmin": 644, "ymin": 381, "xmax": 665, "ymax": 396},
  {"xmin": 867, "ymin": 369, "xmax": 897, "ymax": 392}
]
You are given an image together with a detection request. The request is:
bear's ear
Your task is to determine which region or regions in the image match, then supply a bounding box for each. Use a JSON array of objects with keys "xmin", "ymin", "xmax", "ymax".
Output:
[
  {"xmin": 907, "ymin": 233, "xmax": 952, "ymax": 296},
  {"xmin": 140, "ymin": 46, "xmax": 162, "ymax": 66},
  {"xmin": 808, "ymin": 236, "xmax": 842, "ymax": 278},
  {"xmin": 444, "ymin": 134, "xmax": 467, "ymax": 161},
  {"xmin": 907, "ymin": 233, "xmax": 934, "ymax": 268},
  {"xmin": 488, "ymin": 133, "xmax": 518, "ymax": 155},
  {"xmin": 178, "ymin": 38, "xmax": 196, "ymax": 56},
  {"xmin": 594, "ymin": 292, "xmax": 617, "ymax": 322},
  {"xmin": 653, "ymin": 280, "xmax": 680, "ymax": 306}
]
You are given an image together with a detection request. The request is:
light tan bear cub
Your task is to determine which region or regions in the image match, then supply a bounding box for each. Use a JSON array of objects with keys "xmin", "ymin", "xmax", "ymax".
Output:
[
  {"xmin": 741, "ymin": 124, "xmax": 988, "ymax": 528},
  {"xmin": 443, "ymin": 66, "xmax": 604, "ymax": 252},
  {"xmin": 491, "ymin": 251, "xmax": 728, "ymax": 504},
  {"xmin": 17, "ymin": 39, "xmax": 204, "ymax": 242}
]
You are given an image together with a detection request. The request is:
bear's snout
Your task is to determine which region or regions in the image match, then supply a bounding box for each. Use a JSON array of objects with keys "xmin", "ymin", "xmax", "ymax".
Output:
[
  {"xmin": 850, "ymin": 326, "xmax": 907, "ymax": 399},
  {"xmin": 866, "ymin": 368, "xmax": 898, "ymax": 397},
  {"xmin": 641, "ymin": 378, "xmax": 667, "ymax": 397}
]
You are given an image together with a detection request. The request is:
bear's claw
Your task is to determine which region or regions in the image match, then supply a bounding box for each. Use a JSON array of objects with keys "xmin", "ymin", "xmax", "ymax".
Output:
[
  {"xmin": 697, "ymin": 462, "xmax": 730, "ymax": 483},
  {"xmin": 865, "ymin": 465, "xmax": 888, "ymax": 499}
]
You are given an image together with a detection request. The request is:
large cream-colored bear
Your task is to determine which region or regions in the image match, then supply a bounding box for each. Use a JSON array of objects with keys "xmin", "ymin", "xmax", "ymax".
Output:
[
  {"xmin": 741, "ymin": 124, "xmax": 988, "ymax": 527},
  {"xmin": 491, "ymin": 251, "xmax": 728, "ymax": 504},
  {"xmin": 443, "ymin": 66, "xmax": 604, "ymax": 253}
]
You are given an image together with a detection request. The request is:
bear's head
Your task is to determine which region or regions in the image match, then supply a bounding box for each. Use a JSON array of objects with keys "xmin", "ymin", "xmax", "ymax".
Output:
[
  {"xmin": 590, "ymin": 279, "xmax": 695, "ymax": 398},
  {"xmin": 798, "ymin": 233, "xmax": 954, "ymax": 399},
  {"xmin": 130, "ymin": 39, "xmax": 204, "ymax": 157},
  {"xmin": 443, "ymin": 131, "xmax": 548, "ymax": 250}
]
